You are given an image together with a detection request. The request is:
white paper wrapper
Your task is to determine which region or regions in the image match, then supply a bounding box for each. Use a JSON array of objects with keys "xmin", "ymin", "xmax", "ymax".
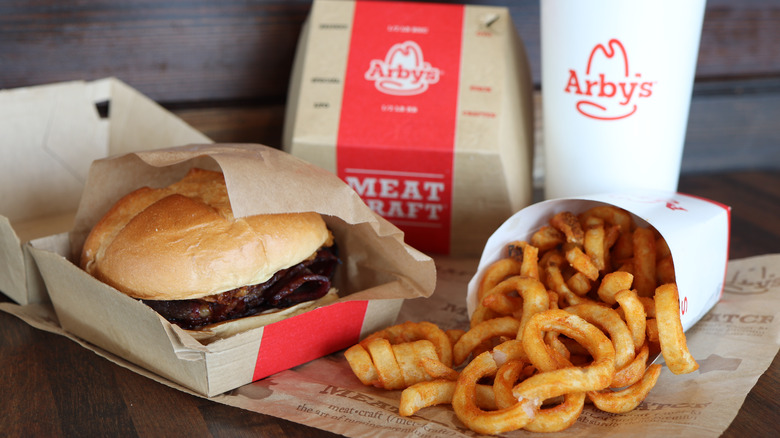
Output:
[{"xmin": 467, "ymin": 191, "xmax": 731, "ymax": 331}]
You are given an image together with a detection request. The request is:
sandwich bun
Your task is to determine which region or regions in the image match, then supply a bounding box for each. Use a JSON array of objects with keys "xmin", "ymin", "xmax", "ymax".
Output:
[{"xmin": 80, "ymin": 168, "xmax": 333, "ymax": 301}]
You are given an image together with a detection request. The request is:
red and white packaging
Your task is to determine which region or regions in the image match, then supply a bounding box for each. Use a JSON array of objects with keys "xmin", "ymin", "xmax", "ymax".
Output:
[
  {"xmin": 283, "ymin": 0, "xmax": 535, "ymax": 256},
  {"xmin": 0, "ymin": 78, "xmax": 211, "ymax": 305},
  {"xmin": 27, "ymin": 143, "xmax": 437, "ymax": 397},
  {"xmin": 467, "ymin": 191, "xmax": 731, "ymax": 331}
]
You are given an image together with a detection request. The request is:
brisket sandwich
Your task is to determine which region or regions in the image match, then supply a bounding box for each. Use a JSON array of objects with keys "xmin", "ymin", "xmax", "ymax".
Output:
[{"xmin": 80, "ymin": 168, "xmax": 339, "ymax": 331}]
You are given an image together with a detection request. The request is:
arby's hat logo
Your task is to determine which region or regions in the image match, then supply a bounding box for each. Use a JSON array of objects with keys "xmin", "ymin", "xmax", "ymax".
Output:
[
  {"xmin": 364, "ymin": 41, "xmax": 441, "ymax": 96},
  {"xmin": 564, "ymin": 39, "xmax": 655, "ymax": 121}
]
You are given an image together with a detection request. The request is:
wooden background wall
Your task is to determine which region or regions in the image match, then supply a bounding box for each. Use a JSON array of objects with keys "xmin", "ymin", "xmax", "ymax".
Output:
[{"xmin": 1, "ymin": 0, "xmax": 778, "ymax": 173}]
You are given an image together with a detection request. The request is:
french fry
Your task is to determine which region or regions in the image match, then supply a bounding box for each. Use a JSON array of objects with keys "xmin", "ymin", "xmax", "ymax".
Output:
[
  {"xmin": 345, "ymin": 206, "xmax": 700, "ymax": 435},
  {"xmin": 550, "ymin": 211, "xmax": 585, "ymax": 245},
  {"xmin": 632, "ymin": 227, "xmax": 657, "ymax": 297},
  {"xmin": 654, "ymin": 284, "xmax": 699, "ymax": 374}
]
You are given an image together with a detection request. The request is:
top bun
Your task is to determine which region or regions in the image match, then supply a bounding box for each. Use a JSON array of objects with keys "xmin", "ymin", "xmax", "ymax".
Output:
[{"xmin": 80, "ymin": 168, "xmax": 332, "ymax": 301}]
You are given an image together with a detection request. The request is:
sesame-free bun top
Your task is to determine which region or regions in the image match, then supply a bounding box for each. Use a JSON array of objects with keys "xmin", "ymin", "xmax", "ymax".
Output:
[{"xmin": 80, "ymin": 168, "xmax": 332, "ymax": 301}]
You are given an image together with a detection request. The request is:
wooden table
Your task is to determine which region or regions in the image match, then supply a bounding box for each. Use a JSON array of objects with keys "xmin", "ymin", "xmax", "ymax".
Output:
[{"xmin": 1, "ymin": 169, "xmax": 778, "ymax": 437}]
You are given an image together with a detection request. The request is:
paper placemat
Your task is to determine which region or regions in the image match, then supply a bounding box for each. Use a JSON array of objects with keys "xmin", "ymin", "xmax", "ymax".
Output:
[
  {"xmin": 213, "ymin": 254, "xmax": 780, "ymax": 437},
  {"xmin": 3, "ymin": 255, "xmax": 778, "ymax": 436}
]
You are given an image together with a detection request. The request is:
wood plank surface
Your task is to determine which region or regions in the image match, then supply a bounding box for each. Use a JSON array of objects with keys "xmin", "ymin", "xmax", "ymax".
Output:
[
  {"xmin": 1, "ymin": 0, "xmax": 779, "ymax": 103},
  {"xmin": 170, "ymin": 88, "xmax": 780, "ymax": 174},
  {"xmin": 0, "ymin": 0, "xmax": 311, "ymax": 103},
  {"xmin": 685, "ymin": 80, "xmax": 780, "ymax": 173},
  {"xmin": 2, "ymin": 0, "xmax": 779, "ymax": 174}
]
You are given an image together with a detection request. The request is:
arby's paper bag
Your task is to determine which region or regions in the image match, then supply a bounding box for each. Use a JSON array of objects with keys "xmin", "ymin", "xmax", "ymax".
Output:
[
  {"xmin": 28, "ymin": 143, "xmax": 437, "ymax": 397},
  {"xmin": 468, "ymin": 192, "xmax": 731, "ymax": 331},
  {"xmin": 283, "ymin": 0, "xmax": 535, "ymax": 256}
]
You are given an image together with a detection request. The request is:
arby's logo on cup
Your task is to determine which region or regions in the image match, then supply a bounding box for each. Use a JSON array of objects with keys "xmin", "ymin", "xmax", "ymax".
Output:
[
  {"xmin": 364, "ymin": 40, "xmax": 441, "ymax": 96},
  {"xmin": 564, "ymin": 39, "xmax": 655, "ymax": 121}
]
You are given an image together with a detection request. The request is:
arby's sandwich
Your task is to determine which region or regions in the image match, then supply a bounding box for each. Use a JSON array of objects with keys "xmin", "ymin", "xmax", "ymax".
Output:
[
  {"xmin": 29, "ymin": 143, "xmax": 435, "ymax": 395},
  {"xmin": 79, "ymin": 168, "xmax": 340, "ymax": 332}
]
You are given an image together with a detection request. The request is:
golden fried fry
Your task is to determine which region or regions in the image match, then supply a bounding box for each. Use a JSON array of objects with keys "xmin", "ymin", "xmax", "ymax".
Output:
[
  {"xmin": 476, "ymin": 257, "xmax": 523, "ymax": 301},
  {"xmin": 398, "ymin": 380, "xmax": 497, "ymax": 417},
  {"xmin": 399, "ymin": 379, "xmax": 455, "ymax": 417},
  {"xmin": 632, "ymin": 227, "xmax": 657, "ymax": 297},
  {"xmin": 655, "ymin": 284, "xmax": 699, "ymax": 374},
  {"xmin": 584, "ymin": 222, "xmax": 607, "ymax": 272},
  {"xmin": 344, "ymin": 343, "xmax": 379, "ymax": 387},
  {"xmin": 597, "ymin": 271, "xmax": 634, "ymax": 305},
  {"xmin": 610, "ymin": 342, "xmax": 650, "ymax": 388},
  {"xmin": 523, "ymin": 392, "xmax": 586, "ymax": 433},
  {"xmin": 564, "ymin": 303, "xmax": 635, "ymax": 372},
  {"xmin": 420, "ymin": 356, "xmax": 459, "ymax": 381},
  {"xmin": 365, "ymin": 338, "xmax": 406, "ymax": 390},
  {"xmin": 344, "ymin": 206, "xmax": 700, "ymax": 435},
  {"xmin": 566, "ymin": 271, "xmax": 592, "ymax": 296},
  {"xmin": 580, "ymin": 205, "xmax": 633, "ymax": 262},
  {"xmin": 588, "ymin": 364, "xmax": 662, "ymax": 413},
  {"xmin": 507, "ymin": 240, "xmax": 541, "ymax": 280},
  {"xmin": 480, "ymin": 276, "xmax": 549, "ymax": 340},
  {"xmin": 656, "ymin": 255, "xmax": 676, "ymax": 285},
  {"xmin": 453, "ymin": 317, "xmax": 522, "ymax": 366},
  {"xmin": 452, "ymin": 351, "xmax": 539, "ymax": 435},
  {"xmin": 362, "ymin": 321, "xmax": 453, "ymax": 368},
  {"xmin": 550, "ymin": 211, "xmax": 585, "ymax": 246},
  {"xmin": 565, "ymin": 244, "xmax": 600, "ymax": 281},
  {"xmin": 531, "ymin": 225, "xmax": 565, "ymax": 252},
  {"xmin": 493, "ymin": 359, "xmax": 535, "ymax": 409},
  {"xmin": 615, "ymin": 289, "xmax": 647, "ymax": 351}
]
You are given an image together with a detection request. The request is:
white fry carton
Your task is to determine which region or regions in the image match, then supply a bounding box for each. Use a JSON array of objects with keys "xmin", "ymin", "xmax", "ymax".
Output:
[{"xmin": 467, "ymin": 191, "xmax": 731, "ymax": 331}]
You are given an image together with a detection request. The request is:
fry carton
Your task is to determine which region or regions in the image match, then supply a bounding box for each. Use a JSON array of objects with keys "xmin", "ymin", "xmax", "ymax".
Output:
[
  {"xmin": 28, "ymin": 143, "xmax": 437, "ymax": 397},
  {"xmin": 283, "ymin": 0, "xmax": 535, "ymax": 256},
  {"xmin": 0, "ymin": 78, "xmax": 211, "ymax": 305},
  {"xmin": 467, "ymin": 192, "xmax": 731, "ymax": 331}
]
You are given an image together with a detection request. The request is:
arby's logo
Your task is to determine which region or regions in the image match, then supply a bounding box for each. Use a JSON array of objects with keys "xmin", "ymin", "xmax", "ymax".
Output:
[
  {"xmin": 364, "ymin": 41, "xmax": 441, "ymax": 96},
  {"xmin": 608, "ymin": 194, "xmax": 689, "ymax": 212},
  {"xmin": 564, "ymin": 39, "xmax": 655, "ymax": 121}
]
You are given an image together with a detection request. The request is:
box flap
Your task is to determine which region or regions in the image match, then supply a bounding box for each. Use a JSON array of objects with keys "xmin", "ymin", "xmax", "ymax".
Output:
[
  {"xmin": 0, "ymin": 217, "xmax": 25, "ymax": 302},
  {"xmin": 0, "ymin": 78, "xmax": 212, "ymax": 305},
  {"xmin": 30, "ymin": 245, "xmax": 214, "ymax": 395},
  {"xmin": 30, "ymin": 143, "xmax": 435, "ymax": 396}
]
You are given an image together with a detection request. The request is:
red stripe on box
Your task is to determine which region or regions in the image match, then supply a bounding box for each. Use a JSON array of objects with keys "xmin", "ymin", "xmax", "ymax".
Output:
[
  {"xmin": 680, "ymin": 192, "xmax": 732, "ymax": 301},
  {"xmin": 252, "ymin": 300, "xmax": 369, "ymax": 381},
  {"xmin": 337, "ymin": 1, "xmax": 464, "ymax": 254}
]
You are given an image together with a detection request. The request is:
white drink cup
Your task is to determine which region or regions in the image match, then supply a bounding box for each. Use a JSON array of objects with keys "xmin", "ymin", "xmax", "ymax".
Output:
[{"xmin": 541, "ymin": 0, "xmax": 707, "ymax": 199}]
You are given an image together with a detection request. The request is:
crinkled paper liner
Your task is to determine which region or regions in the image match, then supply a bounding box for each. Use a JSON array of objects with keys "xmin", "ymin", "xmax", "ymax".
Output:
[
  {"xmin": 209, "ymin": 254, "xmax": 780, "ymax": 438},
  {"xmin": 3, "ymin": 255, "xmax": 776, "ymax": 436}
]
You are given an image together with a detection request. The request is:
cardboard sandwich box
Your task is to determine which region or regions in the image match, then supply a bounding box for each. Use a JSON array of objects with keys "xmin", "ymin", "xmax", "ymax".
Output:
[
  {"xmin": 26, "ymin": 143, "xmax": 437, "ymax": 397},
  {"xmin": 283, "ymin": 0, "xmax": 535, "ymax": 256},
  {"xmin": 0, "ymin": 78, "xmax": 211, "ymax": 305}
]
